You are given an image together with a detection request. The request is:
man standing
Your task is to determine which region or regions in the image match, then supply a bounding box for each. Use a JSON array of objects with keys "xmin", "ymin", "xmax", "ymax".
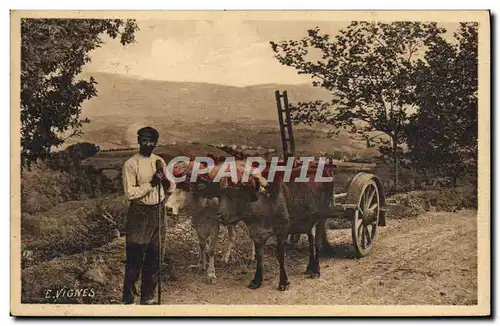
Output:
[{"xmin": 121, "ymin": 126, "xmax": 174, "ymax": 305}]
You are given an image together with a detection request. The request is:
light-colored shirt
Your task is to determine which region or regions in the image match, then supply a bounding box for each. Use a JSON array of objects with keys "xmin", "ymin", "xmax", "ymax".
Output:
[{"xmin": 122, "ymin": 153, "xmax": 175, "ymax": 205}]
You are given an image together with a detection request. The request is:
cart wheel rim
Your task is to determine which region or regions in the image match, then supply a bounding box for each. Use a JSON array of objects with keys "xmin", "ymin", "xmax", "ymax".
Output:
[{"xmin": 352, "ymin": 180, "xmax": 380, "ymax": 255}]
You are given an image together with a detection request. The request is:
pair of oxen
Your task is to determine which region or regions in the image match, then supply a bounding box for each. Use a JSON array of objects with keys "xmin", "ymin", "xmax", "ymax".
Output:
[{"xmin": 164, "ymin": 155, "xmax": 335, "ymax": 291}]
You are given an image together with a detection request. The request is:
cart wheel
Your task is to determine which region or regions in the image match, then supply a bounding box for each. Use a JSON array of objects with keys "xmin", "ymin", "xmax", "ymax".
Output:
[{"xmin": 345, "ymin": 173, "xmax": 383, "ymax": 258}]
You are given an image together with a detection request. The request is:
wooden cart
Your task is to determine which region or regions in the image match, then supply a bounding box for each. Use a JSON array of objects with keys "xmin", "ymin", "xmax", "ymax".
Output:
[{"xmin": 275, "ymin": 90, "xmax": 387, "ymax": 257}]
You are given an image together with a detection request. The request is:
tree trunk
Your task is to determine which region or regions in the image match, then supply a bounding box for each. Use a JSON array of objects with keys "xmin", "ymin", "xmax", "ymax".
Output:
[{"xmin": 392, "ymin": 137, "xmax": 398, "ymax": 190}]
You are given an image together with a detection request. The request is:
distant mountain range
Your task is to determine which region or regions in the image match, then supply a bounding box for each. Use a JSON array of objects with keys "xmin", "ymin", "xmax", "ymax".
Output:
[
  {"xmin": 79, "ymin": 72, "xmax": 333, "ymax": 122},
  {"xmin": 63, "ymin": 72, "xmax": 377, "ymax": 159}
]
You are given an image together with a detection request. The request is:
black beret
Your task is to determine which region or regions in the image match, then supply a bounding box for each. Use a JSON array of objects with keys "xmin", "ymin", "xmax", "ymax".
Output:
[{"xmin": 137, "ymin": 126, "xmax": 159, "ymax": 140}]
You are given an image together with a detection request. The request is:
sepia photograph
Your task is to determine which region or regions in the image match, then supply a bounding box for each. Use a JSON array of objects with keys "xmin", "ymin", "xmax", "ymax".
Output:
[{"xmin": 10, "ymin": 10, "xmax": 490, "ymax": 317}]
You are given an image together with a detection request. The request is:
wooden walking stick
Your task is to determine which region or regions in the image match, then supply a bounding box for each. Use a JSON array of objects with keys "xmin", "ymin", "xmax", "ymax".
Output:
[{"xmin": 155, "ymin": 159, "xmax": 163, "ymax": 305}]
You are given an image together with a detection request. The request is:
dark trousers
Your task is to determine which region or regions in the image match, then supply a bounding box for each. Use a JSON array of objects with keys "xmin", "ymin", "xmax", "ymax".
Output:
[{"xmin": 122, "ymin": 202, "xmax": 165, "ymax": 304}]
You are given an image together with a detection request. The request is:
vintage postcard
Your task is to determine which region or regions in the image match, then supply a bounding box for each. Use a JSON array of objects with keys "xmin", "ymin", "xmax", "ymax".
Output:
[{"xmin": 10, "ymin": 10, "xmax": 490, "ymax": 317}]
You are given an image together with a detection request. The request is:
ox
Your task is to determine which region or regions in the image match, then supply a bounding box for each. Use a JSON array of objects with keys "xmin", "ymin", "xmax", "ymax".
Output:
[
  {"xmin": 165, "ymin": 157, "xmax": 255, "ymax": 284},
  {"xmin": 211, "ymin": 158, "xmax": 334, "ymax": 291}
]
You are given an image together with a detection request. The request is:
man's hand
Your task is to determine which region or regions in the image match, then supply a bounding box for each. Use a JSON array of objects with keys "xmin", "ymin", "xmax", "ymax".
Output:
[{"xmin": 150, "ymin": 172, "xmax": 164, "ymax": 188}]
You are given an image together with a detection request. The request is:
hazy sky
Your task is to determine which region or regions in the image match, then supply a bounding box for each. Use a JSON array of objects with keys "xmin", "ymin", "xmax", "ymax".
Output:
[{"xmin": 81, "ymin": 19, "xmax": 458, "ymax": 86}]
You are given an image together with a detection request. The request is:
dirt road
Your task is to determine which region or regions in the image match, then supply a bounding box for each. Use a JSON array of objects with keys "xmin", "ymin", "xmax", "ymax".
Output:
[{"xmin": 160, "ymin": 210, "xmax": 477, "ymax": 305}]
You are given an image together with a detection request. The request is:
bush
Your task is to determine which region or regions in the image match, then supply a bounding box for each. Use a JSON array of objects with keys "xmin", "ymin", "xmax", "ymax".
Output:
[
  {"xmin": 21, "ymin": 164, "xmax": 73, "ymax": 214},
  {"xmin": 372, "ymin": 162, "xmax": 426, "ymax": 196},
  {"xmin": 21, "ymin": 193, "xmax": 129, "ymax": 266},
  {"xmin": 386, "ymin": 186, "xmax": 477, "ymax": 219},
  {"xmin": 21, "ymin": 163, "xmax": 115, "ymax": 215},
  {"xmin": 45, "ymin": 142, "xmax": 100, "ymax": 171},
  {"xmin": 21, "ymin": 143, "xmax": 117, "ymax": 215}
]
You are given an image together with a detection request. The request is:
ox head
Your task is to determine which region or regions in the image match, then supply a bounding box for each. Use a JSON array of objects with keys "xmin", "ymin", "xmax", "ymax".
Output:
[
  {"xmin": 165, "ymin": 156, "xmax": 222, "ymax": 217},
  {"xmin": 165, "ymin": 187, "xmax": 186, "ymax": 217},
  {"xmin": 212, "ymin": 159, "xmax": 278, "ymax": 225}
]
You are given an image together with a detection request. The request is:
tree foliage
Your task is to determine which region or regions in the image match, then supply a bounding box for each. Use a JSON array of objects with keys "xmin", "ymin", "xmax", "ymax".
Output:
[
  {"xmin": 45, "ymin": 141, "xmax": 100, "ymax": 171},
  {"xmin": 270, "ymin": 21, "xmax": 447, "ymax": 186},
  {"xmin": 21, "ymin": 18, "xmax": 139, "ymax": 169},
  {"xmin": 406, "ymin": 22, "xmax": 478, "ymax": 185}
]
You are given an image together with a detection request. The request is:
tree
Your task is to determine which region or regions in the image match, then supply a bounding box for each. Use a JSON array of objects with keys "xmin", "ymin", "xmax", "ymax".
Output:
[
  {"xmin": 66, "ymin": 142, "xmax": 101, "ymax": 162},
  {"xmin": 406, "ymin": 22, "xmax": 478, "ymax": 186},
  {"xmin": 46, "ymin": 141, "xmax": 100, "ymax": 171},
  {"xmin": 270, "ymin": 21, "xmax": 446, "ymax": 187},
  {"xmin": 21, "ymin": 18, "xmax": 139, "ymax": 169}
]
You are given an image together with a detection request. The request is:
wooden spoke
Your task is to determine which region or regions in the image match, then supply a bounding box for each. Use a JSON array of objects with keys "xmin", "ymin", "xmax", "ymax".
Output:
[
  {"xmin": 363, "ymin": 225, "xmax": 371, "ymax": 247},
  {"xmin": 358, "ymin": 223, "xmax": 364, "ymax": 246},
  {"xmin": 367, "ymin": 187, "xmax": 376, "ymax": 207},
  {"xmin": 369, "ymin": 225, "xmax": 374, "ymax": 243}
]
